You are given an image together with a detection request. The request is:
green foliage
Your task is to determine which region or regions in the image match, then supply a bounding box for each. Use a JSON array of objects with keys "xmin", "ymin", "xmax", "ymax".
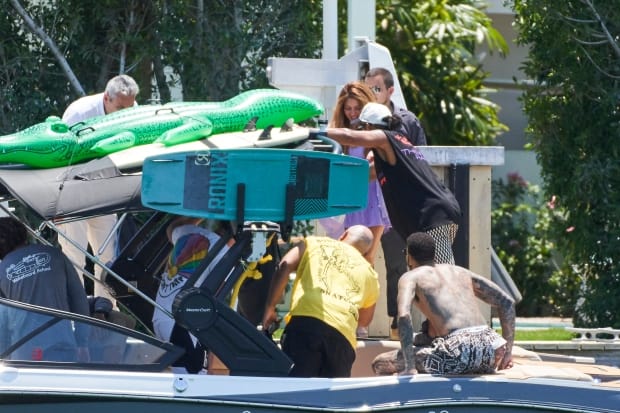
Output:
[
  {"xmin": 3, "ymin": 0, "xmax": 507, "ymax": 147},
  {"xmin": 0, "ymin": 0, "xmax": 322, "ymax": 133},
  {"xmin": 492, "ymin": 173, "xmax": 579, "ymax": 317},
  {"xmin": 0, "ymin": 1, "xmax": 73, "ymax": 133},
  {"xmin": 158, "ymin": 0, "xmax": 322, "ymax": 101},
  {"xmin": 511, "ymin": 0, "xmax": 620, "ymax": 327},
  {"xmin": 374, "ymin": 0, "xmax": 508, "ymax": 145},
  {"xmin": 292, "ymin": 220, "xmax": 314, "ymax": 238}
]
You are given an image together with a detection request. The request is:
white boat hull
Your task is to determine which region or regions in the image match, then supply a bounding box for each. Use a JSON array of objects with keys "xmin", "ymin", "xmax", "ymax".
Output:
[{"xmin": 1, "ymin": 366, "xmax": 619, "ymax": 412}]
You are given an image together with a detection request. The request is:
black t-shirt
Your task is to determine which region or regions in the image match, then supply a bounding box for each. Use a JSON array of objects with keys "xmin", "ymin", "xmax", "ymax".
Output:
[
  {"xmin": 374, "ymin": 130, "xmax": 461, "ymax": 240},
  {"xmin": 393, "ymin": 104, "xmax": 427, "ymax": 146}
]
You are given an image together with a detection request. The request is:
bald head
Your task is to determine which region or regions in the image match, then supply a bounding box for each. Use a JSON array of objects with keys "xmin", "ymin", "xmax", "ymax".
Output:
[{"xmin": 339, "ymin": 225, "xmax": 374, "ymax": 256}]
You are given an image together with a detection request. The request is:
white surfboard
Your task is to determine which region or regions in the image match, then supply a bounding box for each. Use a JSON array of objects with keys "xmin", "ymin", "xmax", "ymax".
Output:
[{"xmin": 108, "ymin": 125, "xmax": 310, "ymax": 170}]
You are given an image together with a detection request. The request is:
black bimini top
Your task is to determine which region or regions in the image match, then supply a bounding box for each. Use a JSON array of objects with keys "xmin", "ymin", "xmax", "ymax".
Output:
[{"xmin": 0, "ymin": 157, "xmax": 144, "ymax": 221}]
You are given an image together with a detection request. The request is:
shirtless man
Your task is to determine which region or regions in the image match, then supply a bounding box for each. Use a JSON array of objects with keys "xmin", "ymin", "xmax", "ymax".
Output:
[{"xmin": 373, "ymin": 232, "xmax": 515, "ymax": 375}]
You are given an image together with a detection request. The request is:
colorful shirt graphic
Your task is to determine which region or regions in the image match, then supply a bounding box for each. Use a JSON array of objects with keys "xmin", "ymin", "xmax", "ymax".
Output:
[{"xmin": 152, "ymin": 225, "xmax": 229, "ymax": 342}]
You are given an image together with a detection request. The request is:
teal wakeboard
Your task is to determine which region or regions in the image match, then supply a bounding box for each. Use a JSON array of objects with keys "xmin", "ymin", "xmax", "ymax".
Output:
[{"xmin": 141, "ymin": 148, "xmax": 369, "ymax": 221}]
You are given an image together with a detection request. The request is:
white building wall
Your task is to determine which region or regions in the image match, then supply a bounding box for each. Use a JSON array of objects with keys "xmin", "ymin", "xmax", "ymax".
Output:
[{"xmin": 481, "ymin": 1, "xmax": 542, "ymax": 186}]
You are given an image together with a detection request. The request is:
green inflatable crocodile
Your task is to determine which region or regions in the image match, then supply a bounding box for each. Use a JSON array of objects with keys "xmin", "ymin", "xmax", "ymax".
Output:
[{"xmin": 0, "ymin": 89, "xmax": 323, "ymax": 168}]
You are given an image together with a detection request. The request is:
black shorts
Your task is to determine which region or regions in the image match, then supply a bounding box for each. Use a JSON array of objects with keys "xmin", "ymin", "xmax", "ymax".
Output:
[{"xmin": 282, "ymin": 316, "xmax": 355, "ymax": 378}]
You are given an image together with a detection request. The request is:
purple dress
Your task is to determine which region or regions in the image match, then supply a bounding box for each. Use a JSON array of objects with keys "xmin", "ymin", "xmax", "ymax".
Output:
[{"xmin": 344, "ymin": 147, "xmax": 391, "ymax": 229}]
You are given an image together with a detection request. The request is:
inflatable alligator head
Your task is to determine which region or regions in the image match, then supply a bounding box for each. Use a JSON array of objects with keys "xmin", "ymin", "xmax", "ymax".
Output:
[{"xmin": 0, "ymin": 116, "xmax": 77, "ymax": 168}]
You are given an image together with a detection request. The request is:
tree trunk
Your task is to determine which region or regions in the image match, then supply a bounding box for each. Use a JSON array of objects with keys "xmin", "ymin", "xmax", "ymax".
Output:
[{"xmin": 8, "ymin": 0, "xmax": 85, "ymax": 96}]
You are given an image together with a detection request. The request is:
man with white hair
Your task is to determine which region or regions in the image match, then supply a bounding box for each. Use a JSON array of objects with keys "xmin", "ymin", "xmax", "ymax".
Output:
[{"xmin": 58, "ymin": 74, "xmax": 139, "ymax": 302}]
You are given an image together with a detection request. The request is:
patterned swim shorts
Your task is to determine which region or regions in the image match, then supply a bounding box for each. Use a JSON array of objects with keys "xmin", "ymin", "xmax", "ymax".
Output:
[{"xmin": 414, "ymin": 326, "xmax": 506, "ymax": 374}]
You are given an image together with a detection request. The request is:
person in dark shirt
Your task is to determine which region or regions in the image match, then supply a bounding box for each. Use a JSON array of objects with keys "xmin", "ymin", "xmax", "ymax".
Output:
[
  {"xmin": 319, "ymin": 102, "xmax": 461, "ymax": 265},
  {"xmin": 364, "ymin": 67, "xmax": 427, "ymax": 146},
  {"xmin": 364, "ymin": 67, "xmax": 428, "ymax": 337},
  {"xmin": 0, "ymin": 217, "xmax": 90, "ymax": 362}
]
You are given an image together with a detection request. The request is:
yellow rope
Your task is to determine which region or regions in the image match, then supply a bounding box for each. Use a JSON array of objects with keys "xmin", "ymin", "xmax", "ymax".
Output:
[{"xmin": 229, "ymin": 233, "xmax": 276, "ymax": 308}]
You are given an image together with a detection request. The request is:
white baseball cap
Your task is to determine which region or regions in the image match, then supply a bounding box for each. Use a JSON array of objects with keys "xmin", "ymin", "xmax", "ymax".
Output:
[{"xmin": 359, "ymin": 102, "xmax": 392, "ymax": 127}]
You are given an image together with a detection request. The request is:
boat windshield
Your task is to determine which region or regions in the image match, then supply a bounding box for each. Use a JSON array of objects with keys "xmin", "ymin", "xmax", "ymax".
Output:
[{"xmin": 0, "ymin": 298, "xmax": 182, "ymax": 372}]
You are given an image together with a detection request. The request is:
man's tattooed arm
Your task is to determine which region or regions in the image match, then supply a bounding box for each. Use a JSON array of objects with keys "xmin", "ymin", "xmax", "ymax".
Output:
[{"xmin": 470, "ymin": 272, "xmax": 516, "ymax": 369}]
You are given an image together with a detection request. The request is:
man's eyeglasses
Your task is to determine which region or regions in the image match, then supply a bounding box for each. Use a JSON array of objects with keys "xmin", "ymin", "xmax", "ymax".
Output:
[{"xmin": 370, "ymin": 86, "xmax": 382, "ymax": 94}]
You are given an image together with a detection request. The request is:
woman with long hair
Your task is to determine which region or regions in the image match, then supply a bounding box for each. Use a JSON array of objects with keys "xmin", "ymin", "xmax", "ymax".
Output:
[{"xmin": 330, "ymin": 81, "xmax": 391, "ymax": 269}]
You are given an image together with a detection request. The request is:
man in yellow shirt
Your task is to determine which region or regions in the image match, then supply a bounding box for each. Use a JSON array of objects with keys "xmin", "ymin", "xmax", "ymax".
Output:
[{"xmin": 262, "ymin": 225, "xmax": 380, "ymax": 378}]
